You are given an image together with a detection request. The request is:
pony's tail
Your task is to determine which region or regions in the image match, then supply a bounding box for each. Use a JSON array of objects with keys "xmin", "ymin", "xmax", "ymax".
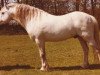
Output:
[
  {"xmin": 93, "ymin": 17, "xmax": 100, "ymax": 47},
  {"xmin": 92, "ymin": 16, "xmax": 100, "ymax": 63}
]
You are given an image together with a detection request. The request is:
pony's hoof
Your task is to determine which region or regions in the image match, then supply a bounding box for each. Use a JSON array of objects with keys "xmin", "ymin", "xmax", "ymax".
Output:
[
  {"xmin": 81, "ymin": 63, "xmax": 89, "ymax": 69},
  {"xmin": 40, "ymin": 66, "xmax": 50, "ymax": 71}
]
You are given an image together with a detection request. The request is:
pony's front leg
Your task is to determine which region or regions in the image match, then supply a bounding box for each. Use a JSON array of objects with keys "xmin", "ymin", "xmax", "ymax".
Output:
[{"xmin": 35, "ymin": 38, "xmax": 49, "ymax": 71}]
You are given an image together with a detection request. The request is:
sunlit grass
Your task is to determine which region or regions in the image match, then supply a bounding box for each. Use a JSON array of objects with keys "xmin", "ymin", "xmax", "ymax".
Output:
[{"xmin": 0, "ymin": 35, "xmax": 99, "ymax": 75}]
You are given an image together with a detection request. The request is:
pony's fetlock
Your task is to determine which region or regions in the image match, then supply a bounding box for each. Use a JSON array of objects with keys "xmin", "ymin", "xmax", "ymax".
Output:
[
  {"xmin": 81, "ymin": 63, "xmax": 89, "ymax": 69},
  {"xmin": 40, "ymin": 65, "xmax": 49, "ymax": 71}
]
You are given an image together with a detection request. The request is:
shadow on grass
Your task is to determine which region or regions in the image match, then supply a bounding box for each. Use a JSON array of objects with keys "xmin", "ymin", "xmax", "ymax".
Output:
[
  {"xmin": 0, "ymin": 64, "xmax": 100, "ymax": 71},
  {"xmin": 0, "ymin": 64, "xmax": 34, "ymax": 71},
  {"xmin": 50, "ymin": 64, "xmax": 100, "ymax": 71}
]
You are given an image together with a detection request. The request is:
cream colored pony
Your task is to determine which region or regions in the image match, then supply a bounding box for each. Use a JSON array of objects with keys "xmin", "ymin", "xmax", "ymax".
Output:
[{"xmin": 0, "ymin": 3, "xmax": 100, "ymax": 71}]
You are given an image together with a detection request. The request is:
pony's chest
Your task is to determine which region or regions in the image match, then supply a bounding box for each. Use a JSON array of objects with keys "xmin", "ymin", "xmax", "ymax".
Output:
[{"xmin": 26, "ymin": 23, "xmax": 42, "ymax": 38}]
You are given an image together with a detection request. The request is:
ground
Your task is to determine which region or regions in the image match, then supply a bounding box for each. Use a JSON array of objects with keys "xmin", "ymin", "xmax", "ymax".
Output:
[{"xmin": 0, "ymin": 35, "xmax": 100, "ymax": 75}]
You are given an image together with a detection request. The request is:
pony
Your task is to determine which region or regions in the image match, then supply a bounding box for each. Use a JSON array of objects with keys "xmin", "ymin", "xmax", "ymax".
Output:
[{"xmin": 0, "ymin": 3, "xmax": 100, "ymax": 71}]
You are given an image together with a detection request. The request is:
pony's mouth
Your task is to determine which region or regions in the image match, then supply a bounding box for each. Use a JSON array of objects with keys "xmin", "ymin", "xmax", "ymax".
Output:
[{"xmin": 0, "ymin": 20, "xmax": 6, "ymax": 25}]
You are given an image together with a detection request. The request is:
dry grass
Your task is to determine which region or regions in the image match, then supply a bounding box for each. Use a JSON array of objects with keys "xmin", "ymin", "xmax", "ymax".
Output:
[{"xmin": 0, "ymin": 35, "xmax": 100, "ymax": 75}]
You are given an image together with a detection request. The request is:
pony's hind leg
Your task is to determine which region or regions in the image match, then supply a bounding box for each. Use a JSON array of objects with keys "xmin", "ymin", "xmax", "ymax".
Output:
[
  {"xmin": 78, "ymin": 36, "xmax": 89, "ymax": 68},
  {"xmin": 87, "ymin": 38, "xmax": 100, "ymax": 63},
  {"xmin": 90, "ymin": 41, "xmax": 100, "ymax": 63}
]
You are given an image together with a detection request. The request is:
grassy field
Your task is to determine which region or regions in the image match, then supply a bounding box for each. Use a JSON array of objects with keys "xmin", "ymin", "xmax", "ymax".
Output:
[{"xmin": 0, "ymin": 35, "xmax": 100, "ymax": 75}]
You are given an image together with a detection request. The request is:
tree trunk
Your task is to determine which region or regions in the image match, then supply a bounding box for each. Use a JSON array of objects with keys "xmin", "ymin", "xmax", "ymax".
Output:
[
  {"xmin": 83, "ymin": 0, "xmax": 87, "ymax": 12},
  {"xmin": 26, "ymin": 0, "xmax": 28, "ymax": 4},
  {"xmin": 91, "ymin": 0, "xmax": 95, "ymax": 15},
  {"xmin": 54, "ymin": 0, "xmax": 57, "ymax": 14},
  {"xmin": 76, "ymin": 0, "xmax": 80, "ymax": 11},
  {"xmin": 38, "ymin": 0, "xmax": 44, "ymax": 9},
  {"xmin": 17, "ymin": 0, "xmax": 20, "ymax": 3},
  {"xmin": 1, "ymin": 0, "xmax": 4, "ymax": 7}
]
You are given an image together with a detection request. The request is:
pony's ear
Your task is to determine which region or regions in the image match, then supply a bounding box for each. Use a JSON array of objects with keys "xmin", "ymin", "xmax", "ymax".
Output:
[
  {"xmin": 5, "ymin": 4, "xmax": 15, "ymax": 10},
  {"xmin": 5, "ymin": 5, "xmax": 9, "ymax": 10}
]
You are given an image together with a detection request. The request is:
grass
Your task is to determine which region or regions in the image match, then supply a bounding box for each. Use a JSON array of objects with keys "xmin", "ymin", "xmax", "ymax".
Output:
[{"xmin": 0, "ymin": 35, "xmax": 99, "ymax": 75}]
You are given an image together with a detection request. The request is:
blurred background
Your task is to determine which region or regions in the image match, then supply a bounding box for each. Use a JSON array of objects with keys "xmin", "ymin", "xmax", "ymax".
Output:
[{"xmin": 0, "ymin": 0, "xmax": 100, "ymax": 35}]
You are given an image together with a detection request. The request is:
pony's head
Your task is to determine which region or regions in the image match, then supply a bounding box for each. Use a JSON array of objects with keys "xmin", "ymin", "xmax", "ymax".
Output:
[{"xmin": 0, "ymin": 3, "xmax": 17, "ymax": 24}]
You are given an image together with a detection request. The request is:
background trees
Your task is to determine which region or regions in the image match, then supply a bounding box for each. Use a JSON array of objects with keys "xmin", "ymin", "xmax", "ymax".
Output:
[
  {"xmin": 0, "ymin": 0, "xmax": 100, "ymax": 15},
  {"xmin": 0, "ymin": 0, "xmax": 100, "ymax": 34}
]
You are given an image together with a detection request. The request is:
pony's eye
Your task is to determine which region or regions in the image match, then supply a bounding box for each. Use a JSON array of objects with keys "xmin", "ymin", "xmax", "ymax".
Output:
[{"xmin": 2, "ymin": 12, "xmax": 5, "ymax": 15}]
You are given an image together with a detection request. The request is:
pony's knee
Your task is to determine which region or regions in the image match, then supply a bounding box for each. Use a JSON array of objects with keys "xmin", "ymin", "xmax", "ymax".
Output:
[{"xmin": 40, "ymin": 52, "xmax": 45, "ymax": 58}]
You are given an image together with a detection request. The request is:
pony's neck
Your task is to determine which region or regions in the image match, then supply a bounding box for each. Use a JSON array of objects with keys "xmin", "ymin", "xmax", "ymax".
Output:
[
  {"xmin": 13, "ymin": 15, "xmax": 27, "ymax": 28},
  {"xmin": 12, "ymin": 4, "xmax": 48, "ymax": 28}
]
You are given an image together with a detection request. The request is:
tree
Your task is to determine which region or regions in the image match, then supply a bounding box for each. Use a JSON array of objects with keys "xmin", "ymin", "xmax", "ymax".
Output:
[
  {"xmin": 91, "ymin": 0, "xmax": 97, "ymax": 16},
  {"xmin": 80, "ymin": 0, "xmax": 87, "ymax": 12},
  {"xmin": 91, "ymin": 0, "xmax": 95, "ymax": 15},
  {"xmin": 1, "ymin": 0, "xmax": 4, "ymax": 7},
  {"xmin": 75, "ymin": 0, "xmax": 80, "ymax": 11}
]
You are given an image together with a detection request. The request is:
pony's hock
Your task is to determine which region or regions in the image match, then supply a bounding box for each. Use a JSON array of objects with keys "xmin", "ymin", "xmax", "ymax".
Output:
[{"xmin": 0, "ymin": 3, "xmax": 100, "ymax": 71}]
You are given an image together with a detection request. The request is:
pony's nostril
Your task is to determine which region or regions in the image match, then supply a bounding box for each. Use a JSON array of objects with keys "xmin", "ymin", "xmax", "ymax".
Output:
[{"xmin": 0, "ymin": 20, "xmax": 4, "ymax": 24}]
